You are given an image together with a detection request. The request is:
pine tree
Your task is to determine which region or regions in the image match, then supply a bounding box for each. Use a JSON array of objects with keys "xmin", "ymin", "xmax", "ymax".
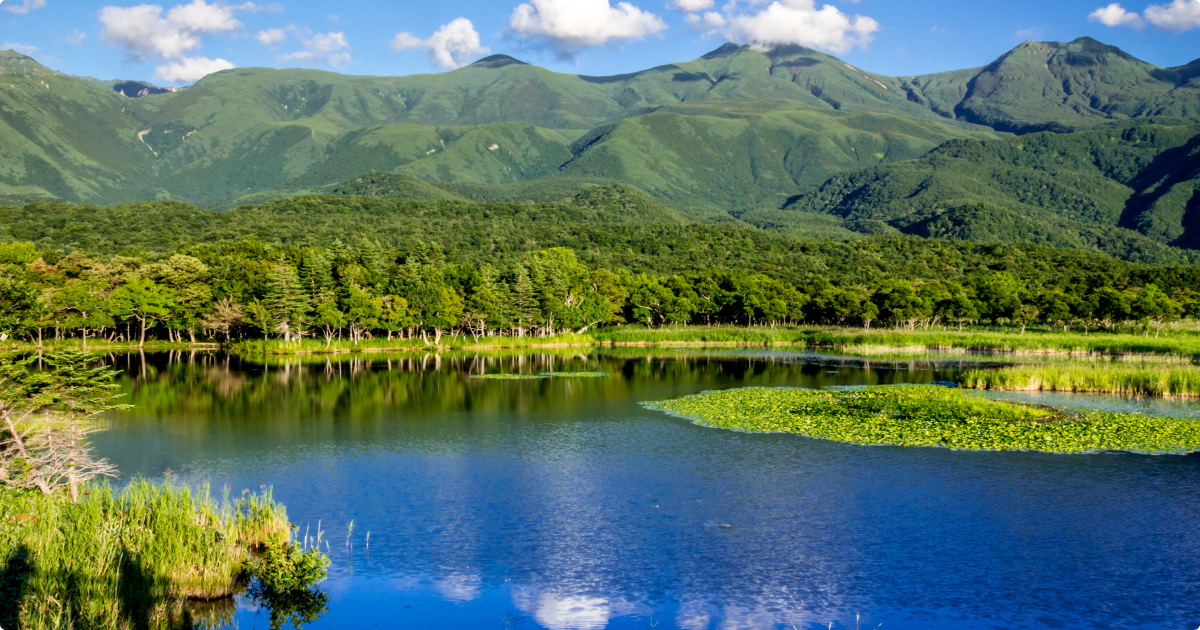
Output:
[
  {"xmin": 264, "ymin": 263, "xmax": 310, "ymax": 342},
  {"xmin": 510, "ymin": 266, "xmax": 539, "ymax": 337}
]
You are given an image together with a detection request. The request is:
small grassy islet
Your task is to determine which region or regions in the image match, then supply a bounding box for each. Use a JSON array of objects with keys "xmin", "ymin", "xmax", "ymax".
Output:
[
  {"xmin": 470, "ymin": 372, "xmax": 609, "ymax": 380},
  {"xmin": 643, "ymin": 385, "xmax": 1200, "ymax": 454}
]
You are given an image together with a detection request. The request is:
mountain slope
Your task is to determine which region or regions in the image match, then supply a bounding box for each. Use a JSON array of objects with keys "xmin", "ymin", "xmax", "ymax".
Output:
[
  {"xmin": 0, "ymin": 37, "xmax": 1197, "ymax": 243},
  {"xmin": 784, "ymin": 118, "xmax": 1200, "ymax": 261},
  {"xmin": 910, "ymin": 38, "xmax": 1200, "ymax": 133}
]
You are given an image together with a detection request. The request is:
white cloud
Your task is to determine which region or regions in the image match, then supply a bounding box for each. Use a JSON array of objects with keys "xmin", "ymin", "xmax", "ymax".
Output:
[
  {"xmin": 685, "ymin": 11, "xmax": 725, "ymax": 27},
  {"xmin": 154, "ymin": 55, "xmax": 233, "ymax": 81},
  {"xmin": 1088, "ymin": 3, "xmax": 1145, "ymax": 28},
  {"xmin": 278, "ymin": 31, "xmax": 350, "ymax": 67},
  {"xmin": 256, "ymin": 24, "xmax": 297, "ymax": 45},
  {"xmin": 668, "ymin": 0, "xmax": 714, "ymax": 11},
  {"xmin": 2, "ymin": 42, "xmax": 41, "ymax": 55},
  {"xmin": 99, "ymin": 0, "xmax": 247, "ymax": 61},
  {"xmin": 391, "ymin": 17, "xmax": 490, "ymax": 69},
  {"xmin": 63, "ymin": 29, "xmax": 88, "ymax": 46},
  {"xmin": 1144, "ymin": 0, "xmax": 1200, "ymax": 30},
  {"xmin": 508, "ymin": 0, "xmax": 667, "ymax": 58},
  {"xmin": 2, "ymin": 0, "xmax": 47, "ymax": 15},
  {"xmin": 1015, "ymin": 26, "xmax": 1045, "ymax": 39},
  {"xmin": 717, "ymin": 0, "xmax": 879, "ymax": 54}
]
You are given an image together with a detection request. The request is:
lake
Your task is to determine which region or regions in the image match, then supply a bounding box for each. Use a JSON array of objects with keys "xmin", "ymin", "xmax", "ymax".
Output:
[{"xmin": 91, "ymin": 350, "xmax": 1200, "ymax": 630}]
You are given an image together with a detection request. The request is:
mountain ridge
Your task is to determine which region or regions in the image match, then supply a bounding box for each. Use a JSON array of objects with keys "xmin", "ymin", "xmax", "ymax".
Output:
[{"xmin": 0, "ymin": 37, "xmax": 1198, "ymax": 263}]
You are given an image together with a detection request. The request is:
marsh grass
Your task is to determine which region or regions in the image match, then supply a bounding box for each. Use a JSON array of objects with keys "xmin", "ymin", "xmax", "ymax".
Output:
[
  {"xmin": 644, "ymin": 385, "xmax": 1200, "ymax": 454},
  {"xmin": 539, "ymin": 372, "xmax": 610, "ymax": 378},
  {"xmin": 0, "ymin": 480, "xmax": 290, "ymax": 630},
  {"xmin": 961, "ymin": 363, "xmax": 1200, "ymax": 397}
]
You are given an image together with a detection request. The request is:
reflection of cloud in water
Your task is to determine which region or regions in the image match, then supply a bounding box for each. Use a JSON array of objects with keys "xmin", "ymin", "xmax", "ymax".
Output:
[
  {"xmin": 675, "ymin": 590, "xmax": 852, "ymax": 630},
  {"xmin": 432, "ymin": 570, "xmax": 482, "ymax": 602},
  {"xmin": 512, "ymin": 585, "xmax": 647, "ymax": 630}
]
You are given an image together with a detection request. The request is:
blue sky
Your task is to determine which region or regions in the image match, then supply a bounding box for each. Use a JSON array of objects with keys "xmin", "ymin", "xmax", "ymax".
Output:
[{"xmin": 1, "ymin": 0, "xmax": 1197, "ymax": 85}]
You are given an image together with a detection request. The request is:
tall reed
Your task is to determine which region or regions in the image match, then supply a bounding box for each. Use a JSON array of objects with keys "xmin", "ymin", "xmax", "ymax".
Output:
[
  {"xmin": 0, "ymin": 480, "xmax": 290, "ymax": 630},
  {"xmin": 961, "ymin": 363, "xmax": 1200, "ymax": 397}
]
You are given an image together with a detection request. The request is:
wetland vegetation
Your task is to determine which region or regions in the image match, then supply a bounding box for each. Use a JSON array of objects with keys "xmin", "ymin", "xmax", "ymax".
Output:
[
  {"xmin": 643, "ymin": 385, "xmax": 1200, "ymax": 454},
  {"xmin": 0, "ymin": 350, "xmax": 328, "ymax": 630},
  {"xmin": 962, "ymin": 362, "xmax": 1200, "ymax": 397}
]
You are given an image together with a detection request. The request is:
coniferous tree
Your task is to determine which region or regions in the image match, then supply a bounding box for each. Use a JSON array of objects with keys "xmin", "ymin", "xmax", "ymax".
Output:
[{"xmin": 264, "ymin": 263, "xmax": 310, "ymax": 342}]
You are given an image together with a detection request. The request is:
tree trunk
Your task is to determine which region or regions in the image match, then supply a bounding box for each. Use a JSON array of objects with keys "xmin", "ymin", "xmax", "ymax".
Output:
[
  {"xmin": 139, "ymin": 319, "xmax": 147, "ymax": 348},
  {"xmin": 82, "ymin": 328, "xmax": 88, "ymax": 350},
  {"xmin": 3, "ymin": 415, "xmax": 51, "ymax": 495}
]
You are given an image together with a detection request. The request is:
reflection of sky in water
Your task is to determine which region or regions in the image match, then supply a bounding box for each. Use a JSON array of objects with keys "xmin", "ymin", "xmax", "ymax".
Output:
[{"xmin": 91, "ymin": 352, "xmax": 1200, "ymax": 629}]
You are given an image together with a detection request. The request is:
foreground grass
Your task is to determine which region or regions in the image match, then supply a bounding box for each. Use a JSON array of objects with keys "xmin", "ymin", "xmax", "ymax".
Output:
[
  {"xmin": 961, "ymin": 363, "xmax": 1200, "ymax": 397},
  {"xmin": 0, "ymin": 481, "xmax": 290, "ymax": 630},
  {"xmin": 643, "ymin": 385, "xmax": 1200, "ymax": 454}
]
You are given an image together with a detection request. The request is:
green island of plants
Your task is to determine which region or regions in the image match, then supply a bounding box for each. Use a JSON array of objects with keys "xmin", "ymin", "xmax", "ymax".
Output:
[
  {"xmin": 643, "ymin": 385, "xmax": 1200, "ymax": 454},
  {"xmin": 540, "ymin": 372, "xmax": 609, "ymax": 378}
]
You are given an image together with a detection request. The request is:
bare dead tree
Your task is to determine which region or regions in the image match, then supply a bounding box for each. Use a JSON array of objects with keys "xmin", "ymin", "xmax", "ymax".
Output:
[{"xmin": 0, "ymin": 351, "xmax": 129, "ymax": 501}]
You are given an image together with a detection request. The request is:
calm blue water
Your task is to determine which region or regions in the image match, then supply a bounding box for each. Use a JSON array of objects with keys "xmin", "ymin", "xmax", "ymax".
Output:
[{"xmin": 92, "ymin": 351, "xmax": 1200, "ymax": 630}]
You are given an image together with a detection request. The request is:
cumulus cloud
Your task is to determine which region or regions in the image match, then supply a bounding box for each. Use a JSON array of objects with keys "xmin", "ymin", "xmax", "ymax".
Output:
[
  {"xmin": 508, "ymin": 0, "xmax": 667, "ymax": 58},
  {"xmin": 2, "ymin": 0, "xmax": 47, "ymax": 15},
  {"xmin": 1144, "ymin": 0, "xmax": 1200, "ymax": 30},
  {"xmin": 99, "ymin": 0, "xmax": 246, "ymax": 61},
  {"xmin": 391, "ymin": 17, "xmax": 490, "ymax": 69},
  {"xmin": 1088, "ymin": 3, "xmax": 1146, "ymax": 27},
  {"xmin": 717, "ymin": 0, "xmax": 880, "ymax": 54},
  {"xmin": 2, "ymin": 42, "xmax": 41, "ymax": 55},
  {"xmin": 668, "ymin": 0, "xmax": 714, "ymax": 11},
  {"xmin": 154, "ymin": 55, "xmax": 233, "ymax": 81},
  {"xmin": 277, "ymin": 31, "xmax": 350, "ymax": 67}
]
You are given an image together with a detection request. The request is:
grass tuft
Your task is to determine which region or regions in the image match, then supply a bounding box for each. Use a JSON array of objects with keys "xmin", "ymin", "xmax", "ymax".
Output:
[{"xmin": 0, "ymin": 480, "xmax": 291, "ymax": 630}]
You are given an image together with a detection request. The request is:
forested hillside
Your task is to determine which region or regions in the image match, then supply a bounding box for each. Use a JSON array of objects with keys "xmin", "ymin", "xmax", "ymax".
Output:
[
  {"xmin": 0, "ymin": 196, "xmax": 1196, "ymax": 347},
  {"xmin": 784, "ymin": 118, "xmax": 1200, "ymax": 259}
]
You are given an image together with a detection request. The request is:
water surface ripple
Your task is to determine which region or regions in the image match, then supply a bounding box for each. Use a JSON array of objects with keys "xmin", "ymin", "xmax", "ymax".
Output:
[{"xmin": 92, "ymin": 351, "xmax": 1200, "ymax": 629}]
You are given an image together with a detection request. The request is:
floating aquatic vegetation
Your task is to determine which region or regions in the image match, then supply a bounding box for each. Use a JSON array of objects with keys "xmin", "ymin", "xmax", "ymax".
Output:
[
  {"xmin": 642, "ymin": 384, "xmax": 1200, "ymax": 454},
  {"xmin": 469, "ymin": 374, "xmax": 547, "ymax": 380},
  {"xmin": 540, "ymin": 372, "xmax": 610, "ymax": 378}
]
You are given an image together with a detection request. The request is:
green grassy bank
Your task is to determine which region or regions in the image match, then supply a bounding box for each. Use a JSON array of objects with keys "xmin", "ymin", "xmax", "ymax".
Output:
[
  {"xmin": 0, "ymin": 482, "xmax": 290, "ymax": 630},
  {"xmin": 643, "ymin": 385, "xmax": 1200, "ymax": 454},
  {"xmin": 12, "ymin": 326, "xmax": 1200, "ymax": 359},
  {"xmin": 228, "ymin": 326, "xmax": 1200, "ymax": 357}
]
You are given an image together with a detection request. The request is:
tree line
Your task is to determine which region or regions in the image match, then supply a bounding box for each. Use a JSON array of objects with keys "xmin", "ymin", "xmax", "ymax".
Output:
[{"xmin": 0, "ymin": 237, "xmax": 1196, "ymax": 348}]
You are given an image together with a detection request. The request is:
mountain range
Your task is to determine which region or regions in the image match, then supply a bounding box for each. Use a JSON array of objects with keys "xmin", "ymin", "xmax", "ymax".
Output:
[{"xmin": 0, "ymin": 36, "xmax": 1198, "ymax": 261}]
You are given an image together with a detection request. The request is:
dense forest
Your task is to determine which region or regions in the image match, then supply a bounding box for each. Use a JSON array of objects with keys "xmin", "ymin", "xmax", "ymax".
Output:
[{"xmin": 1, "ymin": 192, "xmax": 1198, "ymax": 346}]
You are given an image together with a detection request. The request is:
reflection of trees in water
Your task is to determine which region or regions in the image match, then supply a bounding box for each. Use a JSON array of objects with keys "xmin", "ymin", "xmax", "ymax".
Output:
[{"xmin": 101, "ymin": 350, "xmax": 961, "ymax": 441}]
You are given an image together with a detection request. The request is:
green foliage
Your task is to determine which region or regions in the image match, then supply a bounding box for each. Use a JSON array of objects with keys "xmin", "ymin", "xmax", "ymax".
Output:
[
  {"xmin": 249, "ymin": 537, "xmax": 330, "ymax": 592},
  {"xmin": 643, "ymin": 384, "xmax": 1200, "ymax": 453}
]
